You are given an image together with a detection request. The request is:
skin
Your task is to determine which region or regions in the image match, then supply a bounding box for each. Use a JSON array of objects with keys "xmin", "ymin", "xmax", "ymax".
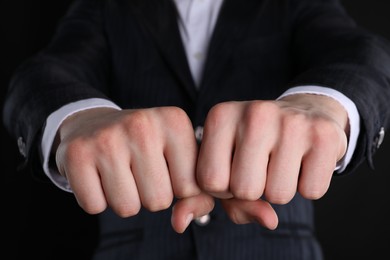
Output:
[{"xmin": 55, "ymin": 93, "xmax": 348, "ymax": 234}]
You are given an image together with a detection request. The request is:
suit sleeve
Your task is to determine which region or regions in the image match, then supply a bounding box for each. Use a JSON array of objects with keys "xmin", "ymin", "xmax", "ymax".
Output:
[
  {"xmin": 2, "ymin": 0, "xmax": 111, "ymax": 176},
  {"xmin": 288, "ymin": 0, "xmax": 390, "ymax": 173}
]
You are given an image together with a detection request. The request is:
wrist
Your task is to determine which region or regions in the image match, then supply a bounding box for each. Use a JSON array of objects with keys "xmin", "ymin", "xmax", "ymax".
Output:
[{"xmin": 277, "ymin": 93, "xmax": 350, "ymax": 137}]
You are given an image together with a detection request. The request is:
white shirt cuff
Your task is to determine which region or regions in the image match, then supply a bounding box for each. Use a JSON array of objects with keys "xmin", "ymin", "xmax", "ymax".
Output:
[
  {"xmin": 277, "ymin": 86, "xmax": 360, "ymax": 173},
  {"xmin": 41, "ymin": 98, "xmax": 122, "ymax": 192}
]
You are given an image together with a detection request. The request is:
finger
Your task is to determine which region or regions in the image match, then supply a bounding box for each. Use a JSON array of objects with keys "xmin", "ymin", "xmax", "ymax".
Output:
[
  {"xmin": 171, "ymin": 193, "xmax": 215, "ymax": 233},
  {"xmin": 57, "ymin": 143, "xmax": 108, "ymax": 214},
  {"xmin": 298, "ymin": 129, "xmax": 345, "ymax": 200},
  {"xmin": 298, "ymin": 152, "xmax": 334, "ymax": 200},
  {"xmin": 221, "ymin": 198, "xmax": 279, "ymax": 230},
  {"xmin": 264, "ymin": 122, "xmax": 306, "ymax": 205},
  {"xmin": 97, "ymin": 152, "xmax": 141, "ymax": 217},
  {"xmin": 62, "ymin": 159, "xmax": 108, "ymax": 215},
  {"xmin": 132, "ymin": 145, "xmax": 174, "ymax": 212},
  {"xmin": 230, "ymin": 120, "xmax": 274, "ymax": 201},
  {"xmin": 164, "ymin": 121, "xmax": 200, "ymax": 199},
  {"xmin": 197, "ymin": 103, "xmax": 236, "ymax": 198}
]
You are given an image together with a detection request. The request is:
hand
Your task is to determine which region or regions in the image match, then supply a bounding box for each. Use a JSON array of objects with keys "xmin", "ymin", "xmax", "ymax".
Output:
[
  {"xmin": 55, "ymin": 106, "xmax": 214, "ymax": 233},
  {"xmin": 197, "ymin": 94, "xmax": 349, "ymax": 229}
]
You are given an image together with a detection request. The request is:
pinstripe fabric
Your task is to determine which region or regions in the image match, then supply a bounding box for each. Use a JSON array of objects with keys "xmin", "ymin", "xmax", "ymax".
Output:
[
  {"xmin": 93, "ymin": 195, "xmax": 323, "ymax": 260},
  {"xmin": 4, "ymin": 0, "xmax": 390, "ymax": 259}
]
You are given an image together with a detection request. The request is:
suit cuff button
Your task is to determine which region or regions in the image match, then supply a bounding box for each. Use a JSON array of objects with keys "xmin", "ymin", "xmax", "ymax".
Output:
[
  {"xmin": 374, "ymin": 127, "xmax": 385, "ymax": 149},
  {"xmin": 17, "ymin": 137, "xmax": 27, "ymax": 158}
]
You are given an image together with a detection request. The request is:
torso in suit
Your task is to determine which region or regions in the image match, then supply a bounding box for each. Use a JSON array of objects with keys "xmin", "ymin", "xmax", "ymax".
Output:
[{"xmin": 3, "ymin": 0, "xmax": 390, "ymax": 259}]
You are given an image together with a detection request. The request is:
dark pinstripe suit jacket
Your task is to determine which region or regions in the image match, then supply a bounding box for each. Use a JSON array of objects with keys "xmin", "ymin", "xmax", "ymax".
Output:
[{"xmin": 3, "ymin": 0, "xmax": 390, "ymax": 259}]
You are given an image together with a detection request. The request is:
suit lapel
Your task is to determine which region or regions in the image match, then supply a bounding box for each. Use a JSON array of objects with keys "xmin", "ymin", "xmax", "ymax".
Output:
[
  {"xmin": 128, "ymin": 0, "xmax": 264, "ymax": 101},
  {"xmin": 129, "ymin": 0, "xmax": 197, "ymax": 101},
  {"xmin": 200, "ymin": 0, "xmax": 265, "ymax": 93}
]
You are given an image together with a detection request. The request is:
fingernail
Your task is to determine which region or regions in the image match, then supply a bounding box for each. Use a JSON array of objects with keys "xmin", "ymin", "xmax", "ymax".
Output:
[{"xmin": 184, "ymin": 213, "xmax": 194, "ymax": 229}]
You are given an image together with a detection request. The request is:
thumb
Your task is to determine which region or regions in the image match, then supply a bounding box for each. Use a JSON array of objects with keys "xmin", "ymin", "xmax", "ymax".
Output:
[
  {"xmin": 221, "ymin": 198, "xmax": 279, "ymax": 230},
  {"xmin": 171, "ymin": 192, "xmax": 215, "ymax": 233}
]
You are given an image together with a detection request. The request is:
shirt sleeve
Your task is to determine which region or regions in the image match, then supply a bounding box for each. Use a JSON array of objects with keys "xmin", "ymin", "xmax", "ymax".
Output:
[
  {"xmin": 41, "ymin": 98, "xmax": 122, "ymax": 192},
  {"xmin": 43, "ymin": 86, "xmax": 359, "ymax": 192},
  {"xmin": 277, "ymin": 85, "xmax": 360, "ymax": 173}
]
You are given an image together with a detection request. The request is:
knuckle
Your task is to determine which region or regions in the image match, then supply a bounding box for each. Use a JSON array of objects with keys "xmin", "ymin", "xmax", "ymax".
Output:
[
  {"xmin": 232, "ymin": 188, "xmax": 262, "ymax": 201},
  {"xmin": 143, "ymin": 194, "xmax": 173, "ymax": 212},
  {"xmin": 203, "ymin": 195, "xmax": 215, "ymax": 211},
  {"xmin": 247, "ymin": 101, "xmax": 280, "ymax": 124},
  {"xmin": 174, "ymin": 185, "xmax": 201, "ymax": 199},
  {"xmin": 239, "ymin": 101, "xmax": 279, "ymax": 139},
  {"xmin": 125, "ymin": 111, "xmax": 151, "ymax": 133},
  {"xmin": 163, "ymin": 106, "xmax": 188, "ymax": 121},
  {"xmin": 225, "ymin": 204, "xmax": 249, "ymax": 225},
  {"xmin": 247, "ymin": 101, "xmax": 279, "ymax": 118},
  {"xmin": 313, "ymin": 119, "xmax": 346, "ymax": 144},
  {"xmin": 243, "ymin": 103, "xmax": 266, "ymax": 128},
  {"xmin": 62, "ymin": 139, "xmax": 92, "ymax": 164},
  {"xmin": 162, "ymin": 107, "xmax": 193, "ymax": 134},
  {"xmin": 93, "ymin": 128, "xmax": 119, "ymax": 152},
  {"xmin": 310, "ymin": 120, "xmax": 347, "ymax": 160},
  {"xmin": 311, "ymin": 119, "xmax": 337, "ymax": 143},
  {"xmin": 282, "ymin": 112, "xmax": 308, "ymax": 135},
  {"xmin": 124, "ymin": 111, "xmax": 157, "ymax": 150},
  {"xmin": 79, "ymin": 200, "xmax": 107, "ymax": 215},
  {"xmin": 201, "ymin": 181, "xmax": 224, "ymax": 193},
  {"xmin": 299, "ymin": 185, "xmax": 326, "ymax": 200},
  {"xmin": 265, "ymin": 189, "xmax": 294, "ymax": 205},
  {"xmin": 228, "ymin": 208, "xmax": 242, "ymax": 224},
  {"xmin": 206, "ymin": 102, "xmax": 235, "ymax": 129},
  {"xmin": 113, "ymin": 203, "xmax": 141, "ymax": 218},
  {"xmin": 198, "ymin": 173, "xmax": 227, "ymax": 193}
]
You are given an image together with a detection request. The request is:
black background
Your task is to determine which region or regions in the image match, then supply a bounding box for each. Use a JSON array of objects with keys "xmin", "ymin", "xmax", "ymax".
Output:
[{"xmin": 1, "ymin": 1, "xmax": 389, "ymax": 259}]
